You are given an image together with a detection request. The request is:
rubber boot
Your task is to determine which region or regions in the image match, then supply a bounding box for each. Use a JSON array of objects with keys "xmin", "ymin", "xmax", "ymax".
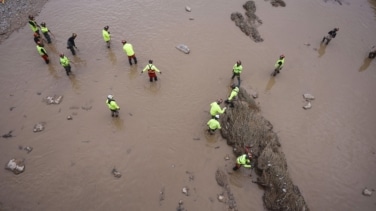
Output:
[
  {"xmin": 134, "ymin": 57, "xmax": 137, "ymax": 64},
  {"xmin": 128, "ymin": 58, "xmax": 132, "ymax": 65},
  {"xmin": 154, "ymin": 76, "xmax": 158, "ymax": 81}
]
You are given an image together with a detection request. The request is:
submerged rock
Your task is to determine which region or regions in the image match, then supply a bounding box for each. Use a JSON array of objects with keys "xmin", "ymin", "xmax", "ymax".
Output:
[
  {"xmin": 185, "ymin": 6, "xmax": 191, "ymax": 12},
  {"xmin": 33, "ymin": 122, "xmax": 45, "ymax": 132},
  {"xmin": 176, "ymin": 44, "xmax": 190, "ymax": 54},
  {"xmin": 5, "ymin": 158, "xmax": 25, "ymax": 174}
]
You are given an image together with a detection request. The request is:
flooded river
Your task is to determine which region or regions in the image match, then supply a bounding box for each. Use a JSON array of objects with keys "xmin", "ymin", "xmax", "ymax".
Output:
[{"xmin": 0, "ymin": 0, "xmax": 375, "ymax": 210}]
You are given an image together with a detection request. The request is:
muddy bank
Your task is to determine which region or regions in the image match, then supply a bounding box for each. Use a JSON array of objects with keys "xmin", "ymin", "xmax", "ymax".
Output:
[
  {"xmin": 0, "ymin": 0, "xmax": 48, "ymax": 43},
  {"xmin": 220, "ymin": 88, "xmax": 309, "ymax": 211}
]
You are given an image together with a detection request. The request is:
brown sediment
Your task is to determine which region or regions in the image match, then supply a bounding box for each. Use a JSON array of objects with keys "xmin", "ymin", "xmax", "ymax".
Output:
[
  {"xmin": 0, "ymin": 0, "xmax": 48, "ymax": 44},
  {"xmin": 219, "ymin": 88, "xmax": 309, "ymax": 211}
]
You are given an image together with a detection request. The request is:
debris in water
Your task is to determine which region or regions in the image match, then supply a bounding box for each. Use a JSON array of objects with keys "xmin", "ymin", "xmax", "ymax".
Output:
[
  {"xmin": 9, "ymin": 106, "xmax": 15, "ymax": 111},
  {"xmin": 189, "ymin": 17, "xmax": 194, "ymax": 20},
  {"xmin": 112, "ymin": 168, "xmax": 122, "ymax": 178},
  {"xmin": 217, "ymin": 194, "xmax": 225, "ymax": 202},
  {"xmin": 67, "ymin": 115, "xmax": 73, "ymax": 120},
  {"xmin": 303, "ymin": 93, "xmax": 315, "ymax": 101},
  {"xmin": 182, "ymin": 187, "xmax": 189, "ymax": 196},
  {"xmin": 24, "ymin": 146, "xmax": 33, "ymax": 153},
  {"xmin": 5, "ymin": 158, "xmax": 25, "ymax": 174},
  {"xmin": 2, "ymin": 130, "xmax": 13, "ymax": 138},
  {"xmin": 185, "ymin": 6, "xmax": 191, "ymax": 12},
  {"xmin": 33, "ymin": 122, "xmax": 46, "ymax": 132},
  {"xmin": 176, "ymin": 200, "xmax": 185, "ymax": 211},
  {"xmin": 159, "ymin": 187, "xmax": 165, "ymax": 204},
  {"xmin": 192, "ymin": 137, "xmax": 200, "ymax": 140},
  {"xmin": 303, "ymin": 101, "xmax": 312, "ymax": 110},
  {"xmin": 362, "ymin": 188, "xmax": 374, "ymax": 196},
  {"xmin": 176, "ymin": 44, "xmax": 190, "ymax": 54},
  {"xmin": 43, "ymin": 95, "xmax": 63, "ymax": 104},
  {"xmin": 224, "ymin": 154, "xmax": 230, "ymax": 160}
]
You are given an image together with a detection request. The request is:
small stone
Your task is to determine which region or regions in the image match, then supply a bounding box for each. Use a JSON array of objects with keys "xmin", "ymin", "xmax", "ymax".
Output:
[
  {"xmin": 67, "ymin": 115, "xmax": 73, "ymax": 120},
  {"xmin": 185, "ymin": 6, "xmax": 191, "ymax": 12},
  {"xmin": 189, "ymin": 17, "xmax": 194, "ymax": 20}
]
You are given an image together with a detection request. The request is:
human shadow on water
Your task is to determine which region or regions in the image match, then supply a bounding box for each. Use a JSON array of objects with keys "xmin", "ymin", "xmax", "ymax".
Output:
[
  {"xmin": 264, "ymin": 75, "xmax": 276, "ymax": 92},
  {"xmin": 317, "ymin": 43, "xmax": 327, "ymax": 58},
  {"xmin": 358, "ymin": 57, "xmax": 372, "ymax": 72},
  {"xmin": 204, "ymin": 128, "xmax": 218, "ymax": 144}
]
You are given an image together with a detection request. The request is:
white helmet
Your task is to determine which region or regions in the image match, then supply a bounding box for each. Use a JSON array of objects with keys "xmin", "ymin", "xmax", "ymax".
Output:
[
  {"xmin": 107, "ymin": 95, "xmax": 113, "ymax": 99},
  {"xmin": 215, "ymin": 115, "xmax": 220, "ymax": 119}
]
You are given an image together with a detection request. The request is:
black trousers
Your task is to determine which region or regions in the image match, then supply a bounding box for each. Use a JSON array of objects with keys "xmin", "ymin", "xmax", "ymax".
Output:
[{"xmin": 64, "ymin": 65, "xmax": 72, "ymax": 76}]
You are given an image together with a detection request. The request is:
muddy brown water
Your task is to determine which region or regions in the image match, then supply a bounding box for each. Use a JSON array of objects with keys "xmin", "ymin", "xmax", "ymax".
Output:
[{"xmin": 0, "ymin": 0, "xmax": 375, "ymax": 210}]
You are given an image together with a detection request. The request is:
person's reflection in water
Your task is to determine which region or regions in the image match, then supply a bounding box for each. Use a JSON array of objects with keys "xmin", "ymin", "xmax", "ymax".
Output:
[
  {"xmin": 107, "ymin": 49, "xmax": 117, "ymax": 66},
  {"xmin": 358, "ymin": 57, "xmax": 372, "ymax": 72},
  {"xmin": 145, "ymin": 82, "xmax": 160, "ymax": 95},
  {"xmin": 318, "ymin": 43, "xmax": 327, "ymax": 58},
  {"xmin": 112, "ymin": 118, "xmax": 124, "ymax": 130},
  {"xmin": 73, "ymin": 56, "xmax": 87, "ymax": 67},
  {"xmin": 68, "ymin": 74, "xmax": 80, "ymax": 93},
  {"xmin": 47, "ymin": 64, "xmax": 59, "ymax": 79},
  {"xmin": 265, "ymin": 76, "xmax": 276, "ymax": 92},
  {"xmin": 128, "ymin": 65, "xmax": 138, "ymax": 79}
]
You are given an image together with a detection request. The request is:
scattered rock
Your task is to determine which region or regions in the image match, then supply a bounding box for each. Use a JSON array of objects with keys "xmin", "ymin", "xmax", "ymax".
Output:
[
  {"xmin": 176, "ymin": 44, "xmax": 190, "ymax": 54},
  {"xmin": 303, "ymin": 101, "xmax": 312, "ymax": 110},
  {"xmin": 112, "ymin": 167, "xmax": 122, "ymax": 178},
  {"xmin": 189, "ymin": 17, "xmax": 194, "ymax": 20},
  {"xmin": 182, "ymin": 187, "xmax": 189, "ymax": 196},
  {"xmin": 303, "ymin": 93, "xmax": 315, "ymax": 101},
  {"xmin": 5, "ymin": 158, "xmax": 25, "ymax": 174},
  {"xmin": 33, "ymin": 122, "xmax": 45, "ymax": 132},
  {"xmin": 67, "ymin": 115, "xmax": 73, "ymax": 120},
  {"xmin": 362, "ymin": 188, "xmax": 374, "ymax": 196},
  {"xmin": 43, "ymin": 95, "xmax": 63, "ymax": 105},
  {"xmin": 185, "ymin": 6, "xmax": 191, "ymax": 12},
  {"xmin": 2, "ymin": 130, "xmax": 13, "ymax": 138}
]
